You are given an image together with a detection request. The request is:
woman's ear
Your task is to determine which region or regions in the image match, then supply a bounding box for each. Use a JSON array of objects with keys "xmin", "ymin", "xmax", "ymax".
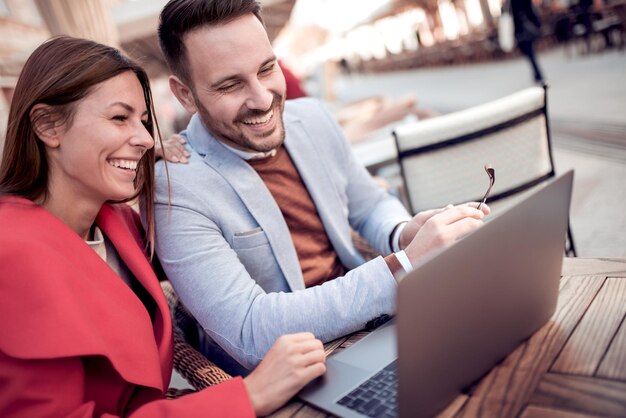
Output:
[{"xmin": 30, "ymin": 104, "xmax": 62, "ymax": 148}]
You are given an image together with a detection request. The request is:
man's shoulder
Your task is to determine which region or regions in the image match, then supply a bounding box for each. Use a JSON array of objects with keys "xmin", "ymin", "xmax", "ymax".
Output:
[
  {"xmin": 284, "ymin": 98, "xmax": 343, "ymax": 144},
  {"xmin": 154, "ymin": 151, "xmax": 220, "ymax": 182},
  {"xmin": 153, "ymin": 151, "xmax": 240, "ymax": 207},
  {"xmin": 285, "ymin": 97, "xmax": 329, "ymax": 121}
]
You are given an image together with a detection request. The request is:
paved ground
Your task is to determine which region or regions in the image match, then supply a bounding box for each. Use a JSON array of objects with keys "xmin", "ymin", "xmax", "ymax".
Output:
[{"xmin": 335, "ymin": 48, "xmax": 626, "ymax": 257}]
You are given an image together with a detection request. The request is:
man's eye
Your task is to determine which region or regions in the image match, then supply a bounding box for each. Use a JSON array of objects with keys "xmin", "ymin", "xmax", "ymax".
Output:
[
  {"xmin": 260, "ymin": 66, "xmax": 273, "ymax": 74},
  {"xmin": 219, "ymin": 84, "xmax": 237, "ymax": 92}
]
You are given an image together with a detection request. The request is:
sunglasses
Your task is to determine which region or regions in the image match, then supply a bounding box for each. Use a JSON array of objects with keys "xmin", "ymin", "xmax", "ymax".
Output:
[{"xmin": 477, "ymin": 164, "xmax": 495, "ymax": 211}]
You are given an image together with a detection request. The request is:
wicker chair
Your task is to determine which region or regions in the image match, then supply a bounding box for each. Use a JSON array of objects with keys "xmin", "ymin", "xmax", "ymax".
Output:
[{"xmin": 161, "ymin": 281, "xmax": 231, "ymax": 398}]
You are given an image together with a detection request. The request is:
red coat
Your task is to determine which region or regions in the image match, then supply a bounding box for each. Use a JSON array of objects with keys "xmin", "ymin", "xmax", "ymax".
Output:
[{"xmin": 0, "ymin": 197, "xmax": 255, "ymax": 417}]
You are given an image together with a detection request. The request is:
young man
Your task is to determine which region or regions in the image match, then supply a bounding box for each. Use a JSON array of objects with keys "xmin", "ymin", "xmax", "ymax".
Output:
[{"xmin": 155, "ymin": 0, "xmax": 488, "ymax": 373}]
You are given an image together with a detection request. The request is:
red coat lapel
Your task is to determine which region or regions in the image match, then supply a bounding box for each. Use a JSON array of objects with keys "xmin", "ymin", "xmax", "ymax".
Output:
[{"xmin": 96, "ymin": 204, "xmax": 174, "ymax": 387}]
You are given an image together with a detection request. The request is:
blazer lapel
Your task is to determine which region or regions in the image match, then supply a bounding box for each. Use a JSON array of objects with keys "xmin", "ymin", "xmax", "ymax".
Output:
[
  {"xmin": 186, "ymin": 115, "xmax": 304, "ymax": 291},
  {"xmin": 283, "ymin": 115, "xmax": 355, "ymax": 264}
]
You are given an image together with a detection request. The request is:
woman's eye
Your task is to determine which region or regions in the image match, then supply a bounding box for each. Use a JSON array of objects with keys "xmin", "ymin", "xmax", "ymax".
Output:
[{"xmin": 112, "ymin": 115, "xmax": 128, "ymax": 122}]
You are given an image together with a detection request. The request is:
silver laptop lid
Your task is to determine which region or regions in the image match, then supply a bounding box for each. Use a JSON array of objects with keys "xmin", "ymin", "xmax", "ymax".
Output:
[{"xmin": 398, "ymin": 170, "xmax": 574, "ymax": 417}]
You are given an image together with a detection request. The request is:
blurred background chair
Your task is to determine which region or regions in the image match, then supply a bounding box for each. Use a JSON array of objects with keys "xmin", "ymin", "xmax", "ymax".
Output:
[{"xmin": 393, "ymin": 85, "xmax": 576, "ymax": 256}]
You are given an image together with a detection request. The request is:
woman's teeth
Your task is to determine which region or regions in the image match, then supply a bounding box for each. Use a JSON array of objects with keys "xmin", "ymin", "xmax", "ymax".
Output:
[{"xmin": 108, "ymin": 159, "xmax": 138, "ymax": 170}]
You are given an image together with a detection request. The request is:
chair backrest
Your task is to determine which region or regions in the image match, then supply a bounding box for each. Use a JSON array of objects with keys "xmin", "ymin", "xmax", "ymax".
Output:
[
  {"xmin": 393, "ymin": 86, "xmax": 555, "ymax": 215},
  {"xmin": 393, "ymin": 85, "xmax": 577, "ymax": 256}
]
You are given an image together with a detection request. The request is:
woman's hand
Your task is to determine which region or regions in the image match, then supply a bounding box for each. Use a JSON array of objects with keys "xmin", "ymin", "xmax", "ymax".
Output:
[
  {"xmin": 155, "ymin": 134, "xmax": 190, "ymax": 163},
  {"xmin": 244, "ymin": 333, "xmax": 326, "ymax": 416}
]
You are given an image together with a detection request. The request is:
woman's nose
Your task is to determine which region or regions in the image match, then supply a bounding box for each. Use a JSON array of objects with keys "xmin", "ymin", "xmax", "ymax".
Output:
[{"xmin": 131, "ymin": 122, "xmax": 155, "ymax": 150}]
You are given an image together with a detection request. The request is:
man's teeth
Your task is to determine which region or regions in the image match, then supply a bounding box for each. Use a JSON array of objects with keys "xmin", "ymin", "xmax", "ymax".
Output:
[
  {"xmin": 242, "ymin": 110, "xmax": 273, "ymax": 125},
  {"xmin": 108, "ymin": 159, "xmax": 138, "ymax": 170}
]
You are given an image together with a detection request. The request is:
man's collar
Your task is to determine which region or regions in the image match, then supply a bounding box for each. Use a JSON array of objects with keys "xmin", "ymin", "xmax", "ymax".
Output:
[{"xmin": 220, "ymin": 141, "xmax": 277, "ymax": 160}]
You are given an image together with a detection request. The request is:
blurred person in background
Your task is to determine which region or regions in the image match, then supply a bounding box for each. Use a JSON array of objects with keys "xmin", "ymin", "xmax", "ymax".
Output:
[
  {"xmin": 512, "ymin": 0, "xmax": 545, "ymax": 83},
  {"xmin": 574, "ymin": 0, "xmax": 594, "ymax": 52},
  {"xmin": 155, "ymin": 0, "xmax": 489, "ymax": 375},
  {"xmin": 0, "ymin": 36, "xmax": 326, "ymax": 417},
  {"xmin": 279, "ymin": 60, "xmax": 308, "ymax": 99}
]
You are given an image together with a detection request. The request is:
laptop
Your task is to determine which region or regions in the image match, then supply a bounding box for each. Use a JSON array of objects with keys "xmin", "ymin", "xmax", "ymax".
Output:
[{"xmin": 299, "ymin": 170, "xmax": 574, "ymax": 418}]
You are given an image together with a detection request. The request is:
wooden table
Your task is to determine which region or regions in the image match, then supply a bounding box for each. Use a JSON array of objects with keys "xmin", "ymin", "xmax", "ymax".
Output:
[{"xmin": 271, "ymin": 258, "xmax": 626, "ymax": 418}]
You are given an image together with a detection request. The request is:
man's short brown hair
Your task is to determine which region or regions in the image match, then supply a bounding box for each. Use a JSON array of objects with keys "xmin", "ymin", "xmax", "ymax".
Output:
[{"xmin": 158, "ymin": 0, "xmax": 263, "ymax": 85}]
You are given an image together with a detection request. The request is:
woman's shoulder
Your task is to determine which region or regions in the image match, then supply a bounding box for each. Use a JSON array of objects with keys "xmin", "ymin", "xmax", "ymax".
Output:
[
  {"xmin": 0, "ymin": 198, "xmax": 82, "ymax": 275},
  {"xmin": 0, "ymin": 196, "xmax": 55, "ymax": 242},
  {"xmin": 0, "ymin": 195, "xmax": 39, "ymax": 217}
]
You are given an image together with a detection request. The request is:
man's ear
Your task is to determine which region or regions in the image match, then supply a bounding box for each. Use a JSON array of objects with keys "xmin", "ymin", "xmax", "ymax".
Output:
[
  {"xmin": 169, "ymin": 75, "xmax": 198, "ymax": 114},
  {"xmin": 30, "ymin": 104, "xmax": 62, "ymax": 148}
]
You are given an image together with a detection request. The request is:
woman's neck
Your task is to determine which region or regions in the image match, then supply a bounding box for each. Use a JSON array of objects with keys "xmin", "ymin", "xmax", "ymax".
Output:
[{"xmin": 38, "ymin": 183, "xmax": 103, "ymax": 241}]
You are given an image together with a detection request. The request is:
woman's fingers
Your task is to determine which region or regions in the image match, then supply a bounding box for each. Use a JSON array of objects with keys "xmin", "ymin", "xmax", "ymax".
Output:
[
  {"xmin": 172, "ymin": 134, "xmax": 186, "ymax": 144},
  {"xmin": 298, "ymin": 343, "xmax": 326, "ymax": 366},
  {"xmin": 243, "ymin": 333, "xmax": 327, "ymax": 416},
  {"xmin": 158, "ymin": 134, "xmax": 191, "ymax": 163},
  {"xmin": 287, "ymin": 331, "xmax": 317, "ymax": 343},
  {"xmin": 301, "ymin": 360, "xmax": 327, "ymax": 381}
]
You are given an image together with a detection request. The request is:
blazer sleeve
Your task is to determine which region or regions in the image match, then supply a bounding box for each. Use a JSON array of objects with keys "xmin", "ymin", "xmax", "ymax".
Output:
[{"xmin": 0, "ymin": 352, "xmax": 254, "ymax": 418}]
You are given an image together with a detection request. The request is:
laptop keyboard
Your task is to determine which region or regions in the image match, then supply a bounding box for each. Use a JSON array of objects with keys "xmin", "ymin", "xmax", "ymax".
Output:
[{"xmin": 336, "ymin": 360, "xmax": 398, "ymax": 417}]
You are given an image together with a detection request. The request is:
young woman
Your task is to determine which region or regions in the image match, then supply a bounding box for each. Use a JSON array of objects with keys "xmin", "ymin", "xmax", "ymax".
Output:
[{"xmin": 0, "ymin": 36, "xmax": 325, "ymax": 417}]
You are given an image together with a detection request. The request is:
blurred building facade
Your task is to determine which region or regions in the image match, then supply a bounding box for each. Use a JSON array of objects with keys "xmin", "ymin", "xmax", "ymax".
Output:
[
  {"xmin": 1, "ymin": 0, "xmax": 623, "ymax": 153},
  {"xmin": 0, "ymin": 0, "xmax": 296, "ymax": 155}
]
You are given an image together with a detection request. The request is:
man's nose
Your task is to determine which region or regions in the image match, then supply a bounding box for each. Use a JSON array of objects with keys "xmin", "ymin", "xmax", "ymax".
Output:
[{"xmin": 245, "ymin": 79, "xmax": 273, "ymax": 111}]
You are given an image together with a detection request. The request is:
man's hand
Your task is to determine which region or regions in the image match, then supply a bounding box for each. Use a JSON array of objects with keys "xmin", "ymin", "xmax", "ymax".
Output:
[
  {"xmin": 402, "ymin": 203, "xmax": 490, "ymax": 265},
  {"xmin": 155, "ymin": 134, "xmax": 190, "ymax": 163},
  {"xmin": 244, "ymin": 333, "xmax": 326, "ymax": 416},
  {"xmin": 399, "ymin": 202, "xmax": 491, "ymax": 250}
]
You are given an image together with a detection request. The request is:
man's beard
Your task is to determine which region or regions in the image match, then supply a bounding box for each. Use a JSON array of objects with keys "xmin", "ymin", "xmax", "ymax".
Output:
[{"xmin": 195, "ymin": 92, "xmax": 286, "ymax": 153}]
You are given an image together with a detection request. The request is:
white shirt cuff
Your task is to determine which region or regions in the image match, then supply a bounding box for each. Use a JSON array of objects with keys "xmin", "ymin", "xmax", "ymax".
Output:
[
  {"xmin": 395, "ymin": 250, "xmax": 413, "ymax": 274},
  {"xmin": 391, "ymin": 221, "xmax": 408, "ymax": 252}
]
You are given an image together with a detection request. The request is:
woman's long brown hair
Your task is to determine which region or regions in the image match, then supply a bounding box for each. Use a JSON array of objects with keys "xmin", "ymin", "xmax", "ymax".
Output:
[{"xmin": 0, "ymin": 36, "xmax": 165, "ymax": 256}]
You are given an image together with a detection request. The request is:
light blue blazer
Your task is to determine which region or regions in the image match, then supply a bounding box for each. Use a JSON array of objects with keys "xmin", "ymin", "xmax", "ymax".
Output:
[{"xmin": 153, "ymin": 98, "xmax": 411, "ymax": 370}]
